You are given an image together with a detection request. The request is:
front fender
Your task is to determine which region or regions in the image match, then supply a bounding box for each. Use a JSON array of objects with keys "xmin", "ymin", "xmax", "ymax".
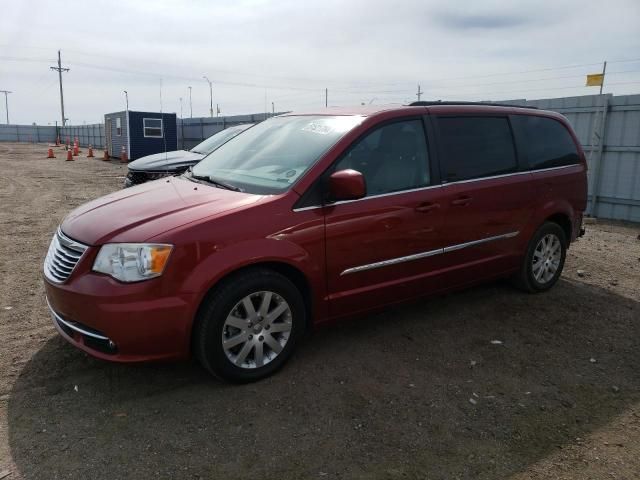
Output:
[
  {"xmin": 181, "ymin": 233, "xmax": 328, "ymax": 330},
  {"xmin": 184, "ymin": 238, "xmax": 320, "ymax": 292}
]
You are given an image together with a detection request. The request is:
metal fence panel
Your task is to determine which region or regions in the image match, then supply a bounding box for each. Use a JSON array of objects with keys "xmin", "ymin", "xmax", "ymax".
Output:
[
  {"xmin": 507, "ymin": 94, "xmax": 640, "ymax": 222},
  {"xmin": 59, "ymin": 124, "xmax": 105, "ymax": 149},
  {"xmin": 177, "ymin": 112, "xmax": 285, "ymax": 150},
  {"xmin": 0, "ymin": 124, "xmax": 57, "ymax": 143}
]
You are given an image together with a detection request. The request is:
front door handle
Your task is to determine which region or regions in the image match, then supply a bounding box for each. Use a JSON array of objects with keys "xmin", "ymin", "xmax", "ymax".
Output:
[
  {"xmin": 415, "ymin": 202, "xmax": 440, "ymax": 213},
  {"xmin": 451, "ymin": 196, "xmax": 472, "ymax": 207}
]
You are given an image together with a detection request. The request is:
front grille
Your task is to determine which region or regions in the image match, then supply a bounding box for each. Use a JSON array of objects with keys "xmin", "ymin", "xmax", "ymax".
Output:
[
  {"xmin": 44, "ymin": 229, "xmax": 89, "ymax": 283},
  {"xmin": 126, "ymin": 170, "xmax": 149, "ymax": 185},
  {"xmin": 127, "ymin": 170, "xmax": 173, "ymax": 186}
]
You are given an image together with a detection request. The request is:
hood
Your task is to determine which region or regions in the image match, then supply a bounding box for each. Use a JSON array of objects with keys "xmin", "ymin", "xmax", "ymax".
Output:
[
  {"xmin": 127, "ymin": 150, "xmax": 204, "ymax": 172},
  {"xmin": 61, "ymin": 177, "xmax": 265, "ymax": 245}
]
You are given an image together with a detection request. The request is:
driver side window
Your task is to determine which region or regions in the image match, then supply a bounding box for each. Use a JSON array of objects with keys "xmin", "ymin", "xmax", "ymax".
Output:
[{"xmin": 334, "ymin": 119, "xmax": 430, "ymax": 196}]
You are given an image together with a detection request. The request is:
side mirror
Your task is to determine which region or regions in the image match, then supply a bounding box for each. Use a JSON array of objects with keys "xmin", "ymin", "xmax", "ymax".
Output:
[{"xmin": 328, "ymin": 169, "xmax": 366, "ymax": 202}]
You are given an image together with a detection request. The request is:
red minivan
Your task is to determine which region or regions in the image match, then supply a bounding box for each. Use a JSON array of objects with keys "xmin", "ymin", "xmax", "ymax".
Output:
[{"xmin": 44, "ymin": 103, "xmax": 587, "ymax": 382}]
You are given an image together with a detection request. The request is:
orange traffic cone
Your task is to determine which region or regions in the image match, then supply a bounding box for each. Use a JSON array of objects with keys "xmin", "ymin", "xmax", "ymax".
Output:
[
  {"xmin": 120, "ymin": 146, "xmax": 128, "ymax": 163},
  {"xmin": 87, "ymin": 145, "xmax": 94, "ymax": 158},
  {"xmin": 102, "ymin": 150, "xmax": 110, "ymax": 161},
  {"xmin": 73, "ymin": 145, "xmax": 79, "ymax": 156},
  {"xmin": 47, "ymin": 148, "xmax": 55, "ymax": 158},
  {"xmin": 66, "ymin": 149, "xmax": 74, "ymax": 161}
]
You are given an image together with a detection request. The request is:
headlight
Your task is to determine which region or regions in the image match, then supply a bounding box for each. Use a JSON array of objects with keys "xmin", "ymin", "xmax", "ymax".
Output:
[{"xmin": 93, "ymin": 243, "xmax": 173, "ymax": 282}]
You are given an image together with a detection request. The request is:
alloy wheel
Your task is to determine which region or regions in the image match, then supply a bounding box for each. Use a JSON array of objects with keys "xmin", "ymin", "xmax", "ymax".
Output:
[
  {"xmin": 221, "ymin": 291, "xmax": 293, "ymax": 369},
  {"xmin": 532, "ymin": 233, "xmax": 562, "ymax": 284}
]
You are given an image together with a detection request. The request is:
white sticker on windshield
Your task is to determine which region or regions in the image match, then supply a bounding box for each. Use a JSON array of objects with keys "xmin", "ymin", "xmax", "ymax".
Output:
[{"xmin": 302, "ymin": 122, "xmax": 333, "ymax": 135}]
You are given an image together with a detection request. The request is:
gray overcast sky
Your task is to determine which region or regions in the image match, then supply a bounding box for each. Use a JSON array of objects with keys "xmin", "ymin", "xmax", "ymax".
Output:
[{"xmin": 1, "ymin": 0, "xmax": 639, "ymax": 125}]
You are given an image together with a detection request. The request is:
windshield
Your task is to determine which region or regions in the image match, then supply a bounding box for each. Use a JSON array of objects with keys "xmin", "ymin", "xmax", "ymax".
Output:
[
  {"xmin": 192, "ymin": 115, "xmax": 365, "ymax": 194},
  {"xmin": 190, "ymin": 124, "xmax": 253, "ymax": 154}
]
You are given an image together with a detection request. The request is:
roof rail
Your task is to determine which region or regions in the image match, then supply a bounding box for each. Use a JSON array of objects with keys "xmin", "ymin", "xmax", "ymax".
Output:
[{"xmin": 409, "ymin": 101, "xmax": 537, "ymax": 109}]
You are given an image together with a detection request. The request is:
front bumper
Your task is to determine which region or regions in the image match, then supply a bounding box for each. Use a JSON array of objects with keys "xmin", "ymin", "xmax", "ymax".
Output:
[{"xmin": 45, "ymin": 274, "xmax": 198, "ymax": 362}]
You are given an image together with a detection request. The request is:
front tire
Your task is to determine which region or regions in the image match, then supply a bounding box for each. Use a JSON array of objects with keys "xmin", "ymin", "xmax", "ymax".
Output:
[
  {"xmin": 194, "ymin": 268, "xmax": 305, "ymax": 382},
  {"xmin": 514, "ymin": 222, "xmax": 567, "ymax": 293}
]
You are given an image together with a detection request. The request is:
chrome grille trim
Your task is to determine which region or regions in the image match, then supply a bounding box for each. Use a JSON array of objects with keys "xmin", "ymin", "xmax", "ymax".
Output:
[
  {"xmin": 46, "ymin": 297, "xmax": 110, "ymax": 341},
  {"xmin": 44, "ymin": 228, "xmax": 89, "ymax": 284}
]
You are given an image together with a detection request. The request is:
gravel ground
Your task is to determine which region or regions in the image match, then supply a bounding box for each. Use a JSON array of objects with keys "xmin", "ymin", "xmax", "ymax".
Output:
[{"xmin": 0, "ymin": 142, "xmax": 639, "ymax": 480}]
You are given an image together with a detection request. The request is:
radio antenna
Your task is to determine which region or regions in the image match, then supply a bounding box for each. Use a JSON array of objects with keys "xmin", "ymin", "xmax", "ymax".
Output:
[{"xmin": 159, "ymin": 78, "xmax": 168, "ymax": 171}]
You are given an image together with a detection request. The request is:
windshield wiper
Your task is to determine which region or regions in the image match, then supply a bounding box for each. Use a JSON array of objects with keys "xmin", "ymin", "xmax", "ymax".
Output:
[
  {"xmin": 183, "ymin": 169, "xmax": 209, "ymax": 184},
  {"xmin": 209, "ymin": 176, "xmax": 243, "ymax": 192},
  {"xmin": 185, "ymin": 170, "xmax": 243, "ymax": 192}
]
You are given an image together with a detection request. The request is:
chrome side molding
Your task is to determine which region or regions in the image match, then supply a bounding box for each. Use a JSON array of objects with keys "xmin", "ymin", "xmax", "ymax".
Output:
[
  {"xmin": 340, "ymin": 231, "xmax": 519, "ymax": 275},
  {"xmin": 442, "ymin": 231, "xmax": 519, "ymax": 253},
  {"xmin": 341, "ymin": 247, "xmax": 442, "ymax": 275}
]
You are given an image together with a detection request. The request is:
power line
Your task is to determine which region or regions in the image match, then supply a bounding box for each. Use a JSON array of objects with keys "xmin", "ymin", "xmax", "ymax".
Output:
[
  {"xmin": 4, "ymin": 50, "xmax": 640, "ymax": 89},
  {"xmin": 333, "ymin": 69, "xmax": 640, "ymax": 97},
  {"xmin": 3, "ymin": 50, "xmax": 640, "ymax": 119},
  {"xmin": 5, "ymin": 51, "xmax": 640, "ymax": 97},
  {"xmin": 5, "ymin": 43, "xmax": 640, "ymax": 89},
  {"xmin": 330, "ymin": 59, "xmax": 640, "ymax": 92},
  {"xmin": 436, "ymin": 80, "xmax": 640, "ymax": 99},
  {"xmin": 33, "ymin": 78, "xmax": 60, "ymax": 98},
  {"xmin": 421, "ymin": 69, "xmax": 640, "ymax": 93}
]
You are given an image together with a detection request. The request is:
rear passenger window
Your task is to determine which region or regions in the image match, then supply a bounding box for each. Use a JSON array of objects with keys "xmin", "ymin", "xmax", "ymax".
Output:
[
  {"xmin": 512, "ymin": 115, "xmax": 580, "ymax": 169},
  {"xmin": 437, "ymin": 117, "xmax": 517, "ymax": 182},
  {"xmin": 334, "ymin": 119, "xmax": 430, "ymax": 196}
]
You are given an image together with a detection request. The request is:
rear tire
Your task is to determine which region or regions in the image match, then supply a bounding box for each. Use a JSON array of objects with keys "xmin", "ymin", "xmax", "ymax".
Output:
[
  {"xmin": 513, "ymin": 222, "xmax": 567, "ymax": 293},
  {"xmin": 194, "ymin": 268, "xmax": 305, "ymax": 383}
]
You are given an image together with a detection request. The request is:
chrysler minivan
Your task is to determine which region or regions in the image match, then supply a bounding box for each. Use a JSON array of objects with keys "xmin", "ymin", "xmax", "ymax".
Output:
[{"xmin": 44, "ymin": 102, "xmax": 587, "ymax": 382}]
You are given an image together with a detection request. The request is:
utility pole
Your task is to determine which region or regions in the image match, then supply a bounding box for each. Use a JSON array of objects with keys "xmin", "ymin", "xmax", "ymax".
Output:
[
  {"xmin": 50, "ymin": 50, "xmax": 69, "ymax": 126},
  {"xmin": 123, "ymin": 90, "xmax": 129, "ymax": 111},
  {"xmin": 272, "ymin": 102, "xmax": 275, "ymax": 115},
  {"xmin": 203, "ymin": 76, "xmax": 213, "ymax": 117},
  {"xmin": 0, "ymin": 90, "xmax": 11, "ymax": 124},
  {"xmin": 599, "ymin": 61, "xmax": 607, "ymax": 95},
  {"xmin": 188, "ymin": 86, "xmax": 193, "ymax": 118},
  {"xmin": 416, "ymin": 84, "xmax": 422, "ymax": 102},
  {"xmin": 325, "ymin": 88, "xmax": 328, "ymax": 108},
  {"xmin": 180, "ymin": 97, "xmax": 183, "ymax": 118}
]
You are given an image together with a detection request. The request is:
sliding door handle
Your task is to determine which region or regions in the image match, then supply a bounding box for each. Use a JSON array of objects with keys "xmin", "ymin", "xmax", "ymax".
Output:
[
  {"xmin": 415, "ymin": 202, "xmax": 440, "ymax": 213},
  {"xmin": 451, "ymin": 196, "xmax": 472, "ymax": 207}
]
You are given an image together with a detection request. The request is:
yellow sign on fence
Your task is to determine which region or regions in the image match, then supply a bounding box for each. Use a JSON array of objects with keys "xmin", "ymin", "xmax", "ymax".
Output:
[{"xmin": 586, "ymin": 73, "xmax": 604, "ymax": 87}]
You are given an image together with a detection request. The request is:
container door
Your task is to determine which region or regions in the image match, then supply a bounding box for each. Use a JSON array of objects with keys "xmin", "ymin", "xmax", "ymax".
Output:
[{"xmin": 105, "ymin": 119, "xmax": 112, "ymax": 157}]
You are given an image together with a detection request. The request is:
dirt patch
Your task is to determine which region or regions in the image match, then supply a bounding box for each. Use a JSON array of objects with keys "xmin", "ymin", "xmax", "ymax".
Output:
[{"xmin": 0, "ymin": 143, "xmax": 639, "ymax": 479}]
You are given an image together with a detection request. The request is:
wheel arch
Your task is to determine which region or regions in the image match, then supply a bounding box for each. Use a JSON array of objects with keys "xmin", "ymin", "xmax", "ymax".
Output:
[
  {"xmin": 528, "ymin": 198, "xmax": 576, "ymax": 247},
  {"xmin": 544, "ymin": 212, "xmax": 572, "ymax": 245},
  {"xmin": 190, "ymin": 260, "xmax": 315, "ymax": 352}
]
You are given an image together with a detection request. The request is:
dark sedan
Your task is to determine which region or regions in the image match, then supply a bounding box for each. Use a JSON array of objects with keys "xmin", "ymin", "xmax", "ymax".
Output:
[{"xmin": 124, "ymin": 124, "xmax": 254, "ymax": 187}]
